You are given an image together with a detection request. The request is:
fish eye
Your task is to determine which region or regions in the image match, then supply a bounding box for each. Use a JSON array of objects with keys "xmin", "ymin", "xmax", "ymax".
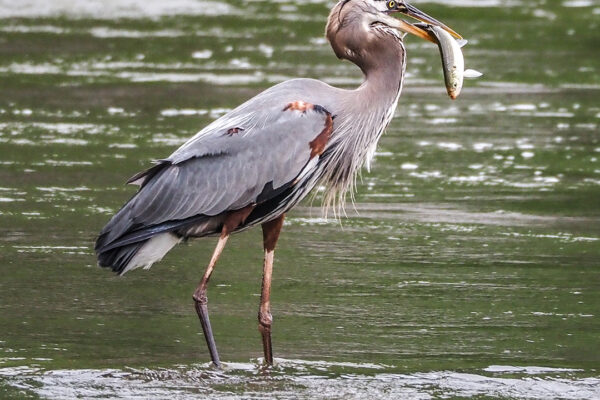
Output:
[{"xmin": 387, "ymin": 1, "xmax": 396, "ymax": 10}]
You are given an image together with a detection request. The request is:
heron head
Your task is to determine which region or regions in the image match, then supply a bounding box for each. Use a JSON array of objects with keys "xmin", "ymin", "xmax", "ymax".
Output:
[{"xmin": 327, "ymin": 0, "xmax": 461, "ymax": 63}]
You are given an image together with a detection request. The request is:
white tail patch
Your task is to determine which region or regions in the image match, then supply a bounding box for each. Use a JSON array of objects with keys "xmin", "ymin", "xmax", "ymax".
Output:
[{"xmin": 121, "ymin": 233, "xmax": 181, "ymax": 275}]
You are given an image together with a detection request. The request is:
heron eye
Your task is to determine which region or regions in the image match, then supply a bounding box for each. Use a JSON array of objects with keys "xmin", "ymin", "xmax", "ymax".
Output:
[{"xmin": 387, "ymin": 0, "xmax": 396, "ymax": 9}]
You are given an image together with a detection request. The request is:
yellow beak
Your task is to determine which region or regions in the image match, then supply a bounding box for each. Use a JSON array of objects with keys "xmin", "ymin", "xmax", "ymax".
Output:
[{"xmin": 394, "ymin": 2, "xmax": 462, "ymax": 43}]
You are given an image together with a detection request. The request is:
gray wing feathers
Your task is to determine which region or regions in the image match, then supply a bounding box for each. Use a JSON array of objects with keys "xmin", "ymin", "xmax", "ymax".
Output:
[{"xmin": 102, "ymin": 102, "xmax": 329, "ymax": 244}]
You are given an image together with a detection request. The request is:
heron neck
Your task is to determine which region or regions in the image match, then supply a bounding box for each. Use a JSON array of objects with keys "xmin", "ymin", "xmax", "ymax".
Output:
[
  {"xmin": 355, "ymin": 44, "xmax": 406, "ymax": 109},
  {"xmin": 315, "ymin": 38, "xmax": 406, "ymax": 214}
]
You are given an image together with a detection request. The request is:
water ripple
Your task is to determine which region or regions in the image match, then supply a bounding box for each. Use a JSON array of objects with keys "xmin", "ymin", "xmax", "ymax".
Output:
[{"xmin": 1, "ymin": 361, "xmax": 597, "ymax": 400}]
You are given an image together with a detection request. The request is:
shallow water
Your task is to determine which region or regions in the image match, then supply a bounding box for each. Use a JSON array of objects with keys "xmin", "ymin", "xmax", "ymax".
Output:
[
  {"xmin": 1, "ymin": 0, "xmax": 599, "ymax": 399},
  {"xmin": 2, "ymin": 360, "xmax": 600, "ymax": 399}
]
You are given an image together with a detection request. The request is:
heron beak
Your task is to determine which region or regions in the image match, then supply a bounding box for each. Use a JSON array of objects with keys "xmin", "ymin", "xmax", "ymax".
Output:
[{"xmin": 393, "ymin": 2, "xmax": 462, "ymax": 43}]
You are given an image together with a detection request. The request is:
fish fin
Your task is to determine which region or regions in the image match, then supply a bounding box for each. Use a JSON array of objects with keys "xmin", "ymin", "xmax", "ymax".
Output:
[{"xmin": 463, "ymin": 69, "xmax": 483, "ymax": 78}]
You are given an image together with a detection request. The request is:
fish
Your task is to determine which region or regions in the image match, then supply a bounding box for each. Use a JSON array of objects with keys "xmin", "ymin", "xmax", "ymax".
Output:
[
  {"xmin": 416, "ymin": 23, "xmax": 482, "ymax": 100},
  {"xmin": 428, "ymin": 24, "xmax": 464, "ymax": 99}
]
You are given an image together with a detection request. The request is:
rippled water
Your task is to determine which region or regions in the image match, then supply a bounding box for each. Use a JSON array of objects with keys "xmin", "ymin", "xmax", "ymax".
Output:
[
  {"xmin": 1, "ymin": 0, "xmax": 599, "ymax": 399},
  {"xmin": 2, "ymin": 361, "xmax": 599, "ymax": 399}
]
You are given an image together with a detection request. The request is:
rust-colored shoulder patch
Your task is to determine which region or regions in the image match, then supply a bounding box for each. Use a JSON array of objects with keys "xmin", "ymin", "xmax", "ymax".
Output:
[
  {"xmin": 283, "ymin": 101, "xmax": 333, "ymax": 158},
  {"xmin": 283, "ymin": 101, "xmax": 313, "ymax": 113},
  {"xmin": 309, "ymin": 108, "xmax": 334, "ymax": 159}
]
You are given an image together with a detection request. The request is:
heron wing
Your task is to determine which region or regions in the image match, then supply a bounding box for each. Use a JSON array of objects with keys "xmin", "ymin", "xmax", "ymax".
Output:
[{"xmin": 98, "ymin": 101, "xmax": 332, "ymax": 247}]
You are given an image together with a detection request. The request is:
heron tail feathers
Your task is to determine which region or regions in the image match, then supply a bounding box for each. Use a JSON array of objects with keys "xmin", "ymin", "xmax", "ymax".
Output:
[{"xmin": 96, "ymin": 233, "xmax": 181, "ymax": 275}]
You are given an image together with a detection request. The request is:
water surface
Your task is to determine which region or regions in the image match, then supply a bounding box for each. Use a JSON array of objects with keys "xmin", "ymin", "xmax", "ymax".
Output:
[{"xmin": 1, "ymin": 0, "xmax": 599, "ymax": 398}]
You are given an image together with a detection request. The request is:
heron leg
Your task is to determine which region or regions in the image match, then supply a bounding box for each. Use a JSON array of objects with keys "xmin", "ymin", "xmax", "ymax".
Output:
[
  {"xmin": 193, "ymin": 232, "xmax": 229, "ymax": 368},
  {"xmin": 192, "ymin": 204, "xmax": 255, "ymax": 368},
  {"xmin": 258, "ymin": 214, "xmax": 285, "ymax": 366}
]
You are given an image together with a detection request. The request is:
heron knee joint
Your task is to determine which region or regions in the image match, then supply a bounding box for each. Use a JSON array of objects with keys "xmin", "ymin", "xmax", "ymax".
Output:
[
  {"xmin": 193, "ymin": 289, "xmax": 208, "ymax": 305},
  {"xmin": 258, "ymin": 311, "xmax": 273, "ymax": 328}
]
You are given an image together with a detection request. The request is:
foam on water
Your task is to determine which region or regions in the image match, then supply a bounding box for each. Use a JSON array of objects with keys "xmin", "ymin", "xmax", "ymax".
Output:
[
  {"xmin": 1, "ymin": 361, "xmax": 597, "ymax": 400},
  {"xmin": 288, "ymin": 217, "xmax": 332, "ymax": 226},
  {"xmin": 501, "ymin": 232, "xmax": 599, "ymax": 243},
  {"xmin": 90, "ymin": 27, "xmax": 186, "ymax": 38},
  {"xmin": 562, "ymin": 0, "xmax": 595, "ymax": 6},
  {"xmin": 0, "ymin": 0, "xmax": 235, "ymax": 19},
  {"xmin": 0, "ymin": 0, "xmax": 544, "ymax": 20}
]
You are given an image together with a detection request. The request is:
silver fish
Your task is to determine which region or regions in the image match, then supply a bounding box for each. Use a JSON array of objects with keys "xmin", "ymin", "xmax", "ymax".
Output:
[{"xmin": 427, "ymin": 24, "xmax": 465, "ymax": 100}]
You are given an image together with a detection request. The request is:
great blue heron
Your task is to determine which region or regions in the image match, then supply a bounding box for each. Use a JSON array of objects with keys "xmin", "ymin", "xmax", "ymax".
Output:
[{"xmin": 95, "ymin": 0, "xmax": 461, "ymax": 367}]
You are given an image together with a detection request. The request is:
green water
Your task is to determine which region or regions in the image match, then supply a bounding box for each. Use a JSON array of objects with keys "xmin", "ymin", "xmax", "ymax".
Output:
[{"xmin": 0, "ymin": 1, "xmax": 599, "ymax": 398}]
